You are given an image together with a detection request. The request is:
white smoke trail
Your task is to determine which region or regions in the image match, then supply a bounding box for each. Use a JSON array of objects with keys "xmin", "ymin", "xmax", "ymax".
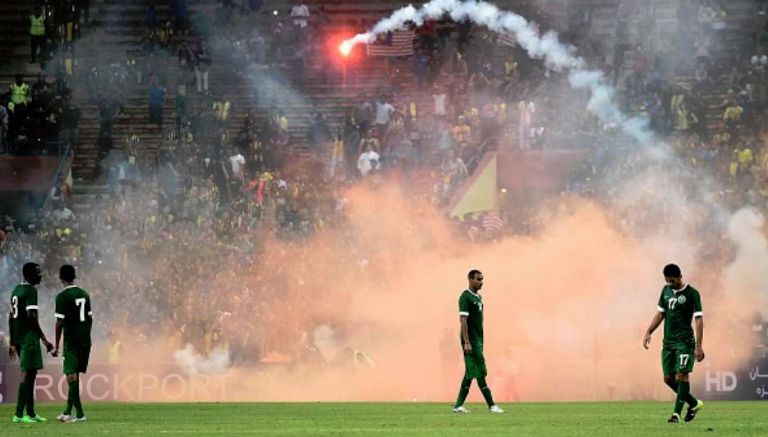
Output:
[{"xmin": 342, "ymin": 0, "xmax": 652, "ymax": 144}]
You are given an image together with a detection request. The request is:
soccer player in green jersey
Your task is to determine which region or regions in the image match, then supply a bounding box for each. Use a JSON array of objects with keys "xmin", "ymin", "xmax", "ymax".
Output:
[
  {"xmin": 8, "ymin": 262, "xmax": 54, "ymax": 423},
  {"xmin": 52, "ymin": 265, "xmax": 93, "ymax": 423},
  {"xmin": 643, "ymin": 264, "xmax": 705, "ymax": 423},
  {"xmin": 452, "ymin": 269, "xmax": 504, "ymax": 414}
]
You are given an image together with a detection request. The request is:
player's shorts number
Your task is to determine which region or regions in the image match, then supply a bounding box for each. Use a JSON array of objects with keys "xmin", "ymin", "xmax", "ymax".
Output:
[
  {"xmin": 10, "ymin": 296, "xmax": 18, "ymax": 318},
  {"xmin": 75, "ymin": 298, "xmax": 86, "ymax": 322},
  {"xmin": 679, "ymin": 354, "xmax": 689, "ymax": 367}
]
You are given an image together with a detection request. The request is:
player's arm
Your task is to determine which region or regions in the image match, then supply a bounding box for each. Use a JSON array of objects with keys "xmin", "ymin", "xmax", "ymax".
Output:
[
  {"xmin": 460, "ymin": 315, "xmax": 471, "ymax": 353},
  {"xmin": 694, "ymin": 316, "xmax": 704, "ymax": 361},
  {"xmin": 693, "ymin": 291, "xmax": 704, "ymax": 361},
  {"xmin": 643, "ymin": 310, "xmax": 665, "ymax": 349},
  {"xmin": 644, "ymin": 291, "xmax": 667, "ymax": 349},
  {"xmin": 25, "ymin": 289, "xmax": 53, "ymax": 352},
  {"xmin": 27, "ymin": 309, "xmax": 53, "ymax": 352},
  {"xmin": 53, "ymin": 293, "xmax": 64, "ymax": 357},
  {"xmin": 53, "ymin": 318, "xmax": 63, "ymax": 357},
  {"xmin": 458, "ymin": 294, "xmax": 471, "ymax": 353},
  {"xmin": 8, "ymin": 305, "xmax": 16, "ymax": 360}
]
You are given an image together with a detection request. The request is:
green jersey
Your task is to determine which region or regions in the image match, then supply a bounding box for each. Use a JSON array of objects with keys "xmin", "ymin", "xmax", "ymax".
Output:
[
  {"xmin": 458, "ymin": 289, "xmax": 484, "ymax": 345},
  {"xmin": 9, "ymin": 283, "xmax": 40, "ymax": 345},
  {"xmin": 657, "ymin": 284, "xmax": 702, "ymax": 347},
  {"xmin": 55, "ymin": 285, "xmax": 93, "ymax": 347}
]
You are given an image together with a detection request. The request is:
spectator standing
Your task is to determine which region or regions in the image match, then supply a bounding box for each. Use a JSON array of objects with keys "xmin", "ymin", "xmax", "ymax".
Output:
[
  {"xmin": 145, "ymin": 2, "xmax": 157, "ymax": 31},
  {"xmin": 195, "ymin": 42, "xmax": 211, "ymax": 95},
  {"xmin": 374, "ymin": 97, "xmax": 396, "ymax": 140},
  {"xmin": 97, "ymin": 94, "xmax": 121, "ymax": 148},
  {"xmin": 290, "ymin": 3, "xmax": 310, "ymax": 29},
  {"xmin": 357, "ymin": 142, "xmax": 380, "ymax": 177},
  {"xmin": 148, "ymin": 79, "xmax": 166, "ymax": 128},
  {"xmin": 229, "ymin": 148, "xmax": 246, "ymax": 183},
  {"xmin": 517, "ymin": 100, "xmax": 535, "ymax": 149},
  {"xmin": 433, "ymin": 85, "xmax": 447, "ymax": 119},
  {"xmin": 29, "ymin": 6, "xmax": 46, "ymax": 64}
]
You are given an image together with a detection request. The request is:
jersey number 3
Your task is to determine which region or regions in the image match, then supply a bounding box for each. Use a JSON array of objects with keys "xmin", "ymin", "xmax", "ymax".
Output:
[{"xmin": 10, "ymin": 296, "xmax": 18, "ymax": 318}]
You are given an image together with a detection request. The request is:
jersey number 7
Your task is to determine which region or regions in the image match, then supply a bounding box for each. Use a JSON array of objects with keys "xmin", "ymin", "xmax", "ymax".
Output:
[{"xmin": 75, "ymin": 298, "xmax": 86, "ymax": 322}]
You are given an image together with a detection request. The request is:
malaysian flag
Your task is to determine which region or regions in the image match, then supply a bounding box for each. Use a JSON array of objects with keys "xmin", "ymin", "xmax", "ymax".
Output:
[{"xmin": 366, "ymin": 30, "xmax": 415, "ymax": 57}]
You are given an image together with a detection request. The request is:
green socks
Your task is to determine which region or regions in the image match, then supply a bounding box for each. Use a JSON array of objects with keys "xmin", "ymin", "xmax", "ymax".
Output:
[
  {"xmin": 15, "ymin": 382, "xmax": 28, "ymax": 418},
  {"xmin": 25, "ymin": 380, "xmax": 36, "ymax": 417},
  {"xmin": 477, "ymin": 377, "xmax": 496, "ymax": 407},
  {"xmin": 63, "ymin": 394, "xmax": 73, "ymax": 416},
  {"xmin": 675, "ymin": 381, "xmax": 691, "ymax": 414},
  {"xmin": 454, "ymin": 378, "xmax": 472, "ymax": 408},
  {"xmin": 68, "ymin": 380, "xmax": 84, "ymax": 418},
  {"xmin": 681, "ymin": 381, "xmax": 698, "ymax": 407}
]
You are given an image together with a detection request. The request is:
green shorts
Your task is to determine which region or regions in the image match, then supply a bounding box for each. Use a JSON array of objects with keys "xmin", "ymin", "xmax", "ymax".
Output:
[
  {"xmin": 662, "ymin": 343, "xmax": 695, "ymax": 375},
  {"xmin": 63, "ymin": 344, "xmax": 91, "ymax": 375},
  {"xmin": 463, "ymin": 343, "xmax": 487, "ymax": 379},
  {"xmin": 19, "ymin": 342, "xmax": 44, "ymax": 371}
]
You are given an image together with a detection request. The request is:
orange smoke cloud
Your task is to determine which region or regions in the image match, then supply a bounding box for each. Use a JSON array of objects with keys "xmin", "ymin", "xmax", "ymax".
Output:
[{"xmin": 106, "ymin": 183, "xmax": 763, "ymax": 402}]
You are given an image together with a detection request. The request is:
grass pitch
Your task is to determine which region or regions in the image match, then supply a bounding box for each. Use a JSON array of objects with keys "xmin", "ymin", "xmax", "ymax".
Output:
[{"xmin": 1, "ymin": 401, "xmax": 766, "ymax": 436}]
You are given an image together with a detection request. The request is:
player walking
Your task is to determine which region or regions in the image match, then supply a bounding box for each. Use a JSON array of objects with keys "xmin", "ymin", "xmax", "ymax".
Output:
[
  {"xmin": 52, "ymin": 265, "xmax": 93, "ymax": 423},
  {"xmin": 643, "ymin": 264, "xmax": 705, "ymax": 423},
  {"xmin": 8, "ymin": 262, "xmax": 54, "ymax": 423},
  {"xmin": 452, "ymin": 269, "xmax": 504, "ymax": 414}
]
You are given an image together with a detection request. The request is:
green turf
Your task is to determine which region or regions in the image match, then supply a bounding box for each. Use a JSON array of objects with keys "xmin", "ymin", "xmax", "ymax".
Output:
[{"xmin": 1, "ymin": 401, "xmax": 765, "ymax": 436}]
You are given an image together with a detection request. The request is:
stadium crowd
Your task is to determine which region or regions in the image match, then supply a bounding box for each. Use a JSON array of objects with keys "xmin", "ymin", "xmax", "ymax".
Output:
[{"xmin": 2, "ymin": 0, "xmax": 768, "ymax": 365}]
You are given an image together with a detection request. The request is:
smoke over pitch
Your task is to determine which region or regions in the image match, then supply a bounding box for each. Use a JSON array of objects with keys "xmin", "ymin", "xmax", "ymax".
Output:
[
  {"xmin": 77, "ymin": 1, "xmax": 764, "ymax": 402},
  {"xmin": 106, "ymin": 183, "xmax": 763, "ymax": 402}
]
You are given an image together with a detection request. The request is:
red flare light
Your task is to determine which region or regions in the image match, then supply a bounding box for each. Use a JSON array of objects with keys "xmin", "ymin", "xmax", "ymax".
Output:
[{"xmin": 339, "ymin": 40, "xmax": 353, "ymax": 57}]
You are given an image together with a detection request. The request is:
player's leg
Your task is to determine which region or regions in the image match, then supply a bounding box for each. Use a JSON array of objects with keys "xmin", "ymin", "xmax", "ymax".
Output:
[
  {"xmin": 454, "ymin": 344, "xmax": 480, "ymax": 411},
  {"xmin": 671, "ymin": 345, "xmax": 697, "ymax": 421},
  {"xmin": 14, "ymin": 343, "xmax": 42, "ymax": 423},
  {"xmin": 476, "ymin": 376, "xmax": 494, "ymax": 407},
  {"xmin": 62, "ymin": 346, "xmax": 85, "ymax": 421},
  {"xmin": 14, "ymin": 370, "xmax": 30, "ymax": 421},
  {"xmin": 66, "ymin": 373, "xmax": 85, "ymax": 420},
  {"xmin": 25, "ymin": 369, "xmax": 46, "ymax": 421},
  {"xmin": 453, "ymin": 377, "xmax": 472, "ymax": 412},
  {"xmin": 662, "ymin": 346, "xmax": 683, "ymax": 422},
  {"xmin": 72, "ymin": 346, "xmax": 91, "ymax": 421},
  {"xmin": 674, "ymin": 372, "xmax": 690, "ymax": 417},
  {"xmin": 663, "ymin": 374, "xmax": 678, "ymax": 392},
  {"xmin": 471, "ymin": 350, "xmax": 500, "ymax": 411},
  {"xmin": 476, "ymin": 377, "xmax": 503, "ymax": 412},
  {"xmin": 58, "ymin": 391, "xmax": 74, "ymax": 422},
  {"xmin": 677, "ymin": 344, "xmax": 703, "ymax": 422},
  {"xmin": 67, "ymin": 345, "xmax": 90, "ymax": 421},
  {"xmin": 661, "ymin": 347, "xmax": 678, "ymax": 393}
]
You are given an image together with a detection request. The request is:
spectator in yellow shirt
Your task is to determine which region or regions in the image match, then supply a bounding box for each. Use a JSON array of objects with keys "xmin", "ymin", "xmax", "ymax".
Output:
[
  {"xmin": 452, "ymin": 116, "xmax": 471, "ymax": 144},
  {"xmin": 723, "ymin": 102, "xmax": 743, "ymax": 123}
]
